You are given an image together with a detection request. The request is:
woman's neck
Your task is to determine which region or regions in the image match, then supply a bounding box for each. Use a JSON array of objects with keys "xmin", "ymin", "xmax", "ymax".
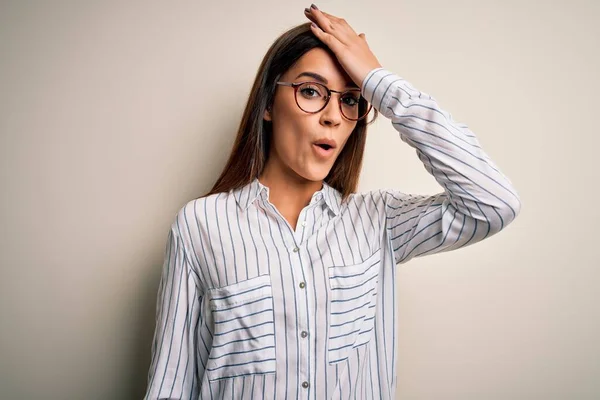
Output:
[{"xmin": 258, "ymin": 165, "xmax": 323, "ymax": 229}]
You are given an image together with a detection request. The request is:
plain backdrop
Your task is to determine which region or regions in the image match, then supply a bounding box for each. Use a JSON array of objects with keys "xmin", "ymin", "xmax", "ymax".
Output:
[{"xmin": 1, "ymin": 1, "xmax": 598, "ymax": 399}]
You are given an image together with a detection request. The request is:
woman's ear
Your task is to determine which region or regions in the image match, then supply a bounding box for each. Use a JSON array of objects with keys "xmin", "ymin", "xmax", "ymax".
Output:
[{"xmin": 263, "ymin": 106, "xmax": 272, "ymax": 121}]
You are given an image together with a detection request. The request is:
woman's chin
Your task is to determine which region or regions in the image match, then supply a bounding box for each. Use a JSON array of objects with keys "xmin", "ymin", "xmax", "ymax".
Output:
[{"xmin": 299, "ymin": 167, "xmax": 331, "ymax": 182}]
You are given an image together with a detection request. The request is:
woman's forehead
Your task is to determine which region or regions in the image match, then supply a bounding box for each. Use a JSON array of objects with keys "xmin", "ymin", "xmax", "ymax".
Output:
[{"xmin": 286, "ymin": 48, "xmax": 354, "ymax": 87}]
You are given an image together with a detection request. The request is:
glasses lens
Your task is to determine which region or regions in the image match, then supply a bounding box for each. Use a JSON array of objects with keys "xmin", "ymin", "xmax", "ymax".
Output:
[
  {"xmin": 295, "ymin": 83, "xmax": 372, "ymax": 121},
  {"xmin": 340, "ymin": 90, "xmax": 371, "ymax": 121},
  {"xmin": 296, "ymin": 82, "xmax": 328, "ymax": 113}
]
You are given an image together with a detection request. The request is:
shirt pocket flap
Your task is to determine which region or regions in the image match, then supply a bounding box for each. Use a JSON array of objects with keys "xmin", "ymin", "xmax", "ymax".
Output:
[
  {"xmin": 328, "ymin": 249, "xmax": 381, "ymax": 289},
  {"xmin": 208, "ymin": 274, "xmax": 273, "ymax": 310}
]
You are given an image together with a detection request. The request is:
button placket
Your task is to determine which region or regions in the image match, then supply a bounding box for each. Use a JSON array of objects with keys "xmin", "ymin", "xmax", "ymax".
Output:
[
  {"xmin": 292, "ymin": 243, "xmax": 310, "ymax": 396},
  {"xmin": 295, "ymin": 207, "xmax": 309, "ymax": 244}
]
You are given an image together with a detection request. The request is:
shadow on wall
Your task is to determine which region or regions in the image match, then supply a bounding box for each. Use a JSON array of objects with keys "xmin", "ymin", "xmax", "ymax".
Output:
[
  {"xmin": 127, "ymin": 260, "xmax": 163, "ymax": 399},
  {"xmin": 123, "ymin": 102, "xmax": 244, "ymax": 398}
]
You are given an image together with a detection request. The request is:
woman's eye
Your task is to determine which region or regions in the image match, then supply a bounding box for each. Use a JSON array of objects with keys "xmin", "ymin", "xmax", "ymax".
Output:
[
  {"xmin": 342, "ymin": 96, "xmax": 360, "ymax": 106},
  {"xmin": 300, "ymin": 87, "xmax": 321, "ymax": 98}
]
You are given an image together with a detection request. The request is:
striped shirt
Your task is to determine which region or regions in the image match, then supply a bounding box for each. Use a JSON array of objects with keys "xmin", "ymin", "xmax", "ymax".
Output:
[{"xmin": 143, "ymin": 67, "xmax": 522, "ymax": 399}]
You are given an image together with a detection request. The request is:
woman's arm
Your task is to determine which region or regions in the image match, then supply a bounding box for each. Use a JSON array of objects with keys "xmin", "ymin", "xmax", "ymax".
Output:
[
  {"xmin": 144, "ymin": 225, "xmax": 202, "ymax": 399},
  {"xmin": 362, "ymin": 67, "xmax": 522, "ymax": 264},
  {"xmin": 304, "ymin": 6, "xmax": 521, "ymax": 264}
]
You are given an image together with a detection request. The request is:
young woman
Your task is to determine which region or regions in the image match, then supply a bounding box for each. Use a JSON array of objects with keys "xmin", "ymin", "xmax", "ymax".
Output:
[{"xmin": 144, "ymin": 5, "xmax": 521, "ymax": 399}]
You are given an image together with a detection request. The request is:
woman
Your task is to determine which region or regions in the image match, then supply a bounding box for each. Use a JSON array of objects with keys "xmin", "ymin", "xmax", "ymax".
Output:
[{"xmin": 144, "ymin": 4, "xmax": 521, "ymax": 399}]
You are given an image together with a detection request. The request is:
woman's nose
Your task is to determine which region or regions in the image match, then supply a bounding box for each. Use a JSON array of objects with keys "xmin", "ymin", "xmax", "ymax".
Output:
[{"xmin": 319, "ymin": 94, "xmax": 343, "ymax": 125}]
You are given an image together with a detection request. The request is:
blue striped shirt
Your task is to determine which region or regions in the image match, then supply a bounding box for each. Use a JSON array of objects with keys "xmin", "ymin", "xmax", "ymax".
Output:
[{"xmin": 143, "ymin": 67, "xmax": 522, "ymax": 399}]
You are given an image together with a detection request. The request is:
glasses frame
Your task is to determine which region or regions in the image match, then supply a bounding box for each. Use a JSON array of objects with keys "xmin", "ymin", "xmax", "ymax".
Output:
[{"xmin": 275, "ymin": 81, "xmax": 373, "ymax": 122}]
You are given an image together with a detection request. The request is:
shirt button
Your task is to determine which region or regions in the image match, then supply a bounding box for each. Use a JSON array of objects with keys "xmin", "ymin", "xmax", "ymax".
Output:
[
  {"xmin": 301, "ymin": 221, "xmax": 307, "ymax": 227},
  {"xmin": 299, "ymin": 282, "xmax": 306, "ymax": 289},
  {"xmin": 301, "ymin": 331, "xmax": 308, "ymax": 338},
  {"xmin": 292, "ymin": 247, "xmax": 299, "ymax": 252},
  {"xmin": 302, "ymin": 381, "xmax": 309, "ymax": 389}
]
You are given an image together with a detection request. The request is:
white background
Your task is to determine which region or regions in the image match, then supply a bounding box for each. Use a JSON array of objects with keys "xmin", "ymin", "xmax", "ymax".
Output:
[{"xmin": 1, "ymin": 0, "xmax": 598, "ymax": 398}]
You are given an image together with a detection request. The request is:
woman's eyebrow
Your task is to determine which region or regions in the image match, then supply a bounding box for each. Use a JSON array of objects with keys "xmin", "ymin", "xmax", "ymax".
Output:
[{"xmin": 295, "ymin": 71, "xmax": 358, "ymax": 88}]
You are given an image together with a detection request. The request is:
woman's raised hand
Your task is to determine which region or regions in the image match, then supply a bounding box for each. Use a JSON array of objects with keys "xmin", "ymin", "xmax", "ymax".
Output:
[{"xmin": 304, "ymin": 4, "xmax": 382, "ymax": 89}]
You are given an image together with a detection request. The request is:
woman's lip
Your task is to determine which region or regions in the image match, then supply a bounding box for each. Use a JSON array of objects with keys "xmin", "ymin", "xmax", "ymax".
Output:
[{"xmin": 312, "ymin": 143, "xmax": 335, "ymax": 159}]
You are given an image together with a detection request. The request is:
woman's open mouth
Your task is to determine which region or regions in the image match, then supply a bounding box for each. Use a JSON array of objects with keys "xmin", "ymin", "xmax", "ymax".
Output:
[{"xmin": 313, "ymin": 143, "xmax": 335, "ymax": 158}]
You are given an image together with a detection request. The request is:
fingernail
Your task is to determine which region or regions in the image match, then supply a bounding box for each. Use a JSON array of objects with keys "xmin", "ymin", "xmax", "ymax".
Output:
[
  {"xmin": 304, "ymin": 7, "xmax": 310, "ymax": 13},
  {"xmin": 311, "ymin": 4, "xmax": 318, "ymax": 10}
]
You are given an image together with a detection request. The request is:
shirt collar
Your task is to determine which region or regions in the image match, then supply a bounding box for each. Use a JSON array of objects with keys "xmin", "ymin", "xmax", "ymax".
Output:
[{"xmin": 232, "ymin": 177, "xmax": 342, "ymax": 216}]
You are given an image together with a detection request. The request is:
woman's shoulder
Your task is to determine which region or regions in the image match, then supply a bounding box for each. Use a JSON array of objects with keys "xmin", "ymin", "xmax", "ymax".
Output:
[
  {"xmin": 349, "ymin": 187, "xmax": 390, "ymax": 204},
  {"xmin": 345, "ymin": 187, "xmax": 426, "ymax": 214},
  {"xmin": 336, "ymin": 189, "xmax": 389, "ymax": 217},
  {"xmin": 171, "ymin": 190, "xmax": 239, "ymax": 230}
]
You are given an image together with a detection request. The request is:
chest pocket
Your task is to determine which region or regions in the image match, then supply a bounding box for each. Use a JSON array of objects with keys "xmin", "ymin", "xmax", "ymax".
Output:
[
  {"xmin": 205, "ymin": 274, "xmax": 276, "ymax": 381},
  {"xmin": 327, "ymin": 248, "xmax": 381, "ymax": 364}
]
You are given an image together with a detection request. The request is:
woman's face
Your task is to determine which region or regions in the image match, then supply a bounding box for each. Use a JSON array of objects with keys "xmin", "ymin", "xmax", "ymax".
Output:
[{"xmin": 263, "ymin": 47, "xmax": 358, "ymax": 183}]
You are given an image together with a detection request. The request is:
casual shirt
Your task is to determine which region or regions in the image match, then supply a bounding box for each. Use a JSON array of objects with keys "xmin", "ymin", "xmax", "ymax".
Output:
[{"xmin": 143, "ymin": 67, "xmax": 522, "ymax": 399}]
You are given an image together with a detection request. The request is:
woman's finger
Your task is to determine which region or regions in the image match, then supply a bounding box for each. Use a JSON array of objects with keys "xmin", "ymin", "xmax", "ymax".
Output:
[
  {"xmin": 319, "ymin": 11, "xmax": 352, "ymax": 30},
  {"xmin": 316, "ymin": 9, "xmax": 341, "ymax": 22},
  {"xmin": 305, "ymin": 7, "xmax": 355, "ymax": 44},
  {"xmin": 309, "ymin": 20, "xmax": 343, "ymax": 54},
  {"xmin": 314, "ymin": 8, "xmax": 358, "ymax": 35},
  {"xmin": 304, "ymin": 7, "xmax": 332, "ymax": 32}
]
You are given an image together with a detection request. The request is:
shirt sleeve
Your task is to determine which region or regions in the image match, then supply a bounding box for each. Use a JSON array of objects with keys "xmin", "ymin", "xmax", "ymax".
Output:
[
  {"xmin": 361, "ymin": 67, "xmax": 522, "ymax": 265},
  {"xmin": 144, "ymin": 224, "xmax": 203, "ymax": 399}
]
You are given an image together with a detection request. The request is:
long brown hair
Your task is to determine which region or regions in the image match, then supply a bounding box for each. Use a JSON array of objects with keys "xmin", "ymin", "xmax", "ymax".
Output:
[{"xmin": 200, "ymin": 22, "xmax": 379, "ymax": 203}]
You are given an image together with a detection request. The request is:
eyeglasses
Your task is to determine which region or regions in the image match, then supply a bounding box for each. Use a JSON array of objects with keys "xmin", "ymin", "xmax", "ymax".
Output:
[{"xmin": 275, "ymin": 81, "xmax": 373, "ymax": 121}]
